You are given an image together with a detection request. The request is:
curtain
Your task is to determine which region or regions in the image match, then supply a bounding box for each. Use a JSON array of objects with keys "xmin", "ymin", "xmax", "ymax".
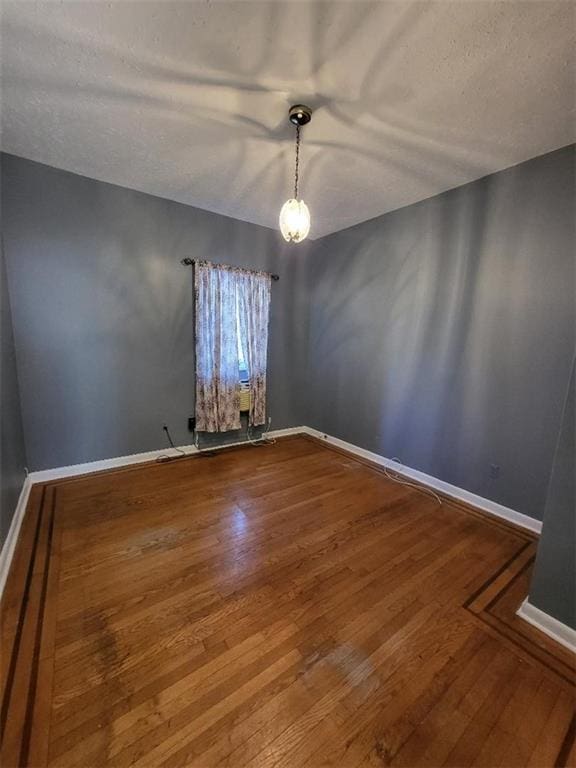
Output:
[
  {"xmin": 237, "ymin": 270, "xmax": 271, "ymax": 427},
  {"xmin": 194, "ymin": 262, "xmax": 241, "ymax": 432},
  {"xmin": 194, "ymin": 261, "xmax": 271, "ymax": 432}
]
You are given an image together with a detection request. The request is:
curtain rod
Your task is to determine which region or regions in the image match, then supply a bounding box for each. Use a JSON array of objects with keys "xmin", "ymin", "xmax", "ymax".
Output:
[{"xmin": 180, "ymin": 258, "xmax": 279, "ymax": 281}]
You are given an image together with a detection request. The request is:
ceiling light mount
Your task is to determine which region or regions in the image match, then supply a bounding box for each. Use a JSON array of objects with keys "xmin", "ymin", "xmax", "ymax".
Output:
[{"xmin": 288, "ymin": 104, "xmax": 313, "ymax": 126}]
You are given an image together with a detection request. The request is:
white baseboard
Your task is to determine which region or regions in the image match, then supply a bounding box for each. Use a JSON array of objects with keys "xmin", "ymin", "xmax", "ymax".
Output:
[
  {"xmin": 28, "ymin": 444, "xmax": 199, "ymax": 483},
  {"xmin": 27, "ymin": 427, "xmax": 307, "ymax": 484},
  {"xmin": 0, "ymin": 475, "xmax": 32, "ymax": 598},
  {"xmin": 300, "ymin": 427, "xmax": 542, "ymax": 535},
  {"xmin": 517, "ymin": 599, "xmax": 576, "ymax": 653}
]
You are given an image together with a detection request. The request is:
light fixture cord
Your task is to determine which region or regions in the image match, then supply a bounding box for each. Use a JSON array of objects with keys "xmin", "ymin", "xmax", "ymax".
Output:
[{"xmin": 294, "ymin": 124, "xmax": 300, "ymax": 199}]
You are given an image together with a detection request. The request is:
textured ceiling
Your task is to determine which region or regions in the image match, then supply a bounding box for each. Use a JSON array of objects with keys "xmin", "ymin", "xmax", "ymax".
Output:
[{"xmin": 1, "ymin": 1, "xmax": 574, "ymax": 239}]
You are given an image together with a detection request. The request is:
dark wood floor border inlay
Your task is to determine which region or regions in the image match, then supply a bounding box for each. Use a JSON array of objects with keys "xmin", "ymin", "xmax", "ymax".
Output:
[
  {"xmin": 0, "ymin": 486, "xmax": 46, "ymax": 742},
  {"xmin": 19, "ymin": 489, "xmax": 57, "ymax": 767},
  {"xmin": 463, "ymin": 541, "xmax": 532, "ymax": 609},
  {"xmin": 464, "ymin": 547, "xmax": 575, "ymax": 686},
  {"xmin": 555, "ymin": 715, "xmax": 575, "ymax": 768},
  {"xmin": 483, "ymin": 555, "xmax": 534, "ymax": 613}
]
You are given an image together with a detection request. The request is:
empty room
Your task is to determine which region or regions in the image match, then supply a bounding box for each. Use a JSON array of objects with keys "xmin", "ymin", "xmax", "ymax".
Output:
[{"xmin": 1, "ymin": 1, "xmax": 574, "ymax": 766}]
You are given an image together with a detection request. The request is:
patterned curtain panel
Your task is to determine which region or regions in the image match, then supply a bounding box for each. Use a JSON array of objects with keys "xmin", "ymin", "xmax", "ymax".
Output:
[
  {"xmin": 194, "ymin": 261, "xmax": 271, "ymax": 432},
  {"xmin": 194, "ymin": 262, "xmax": 241, "ymax": 432},
  {"xmin": 237, "ymin": 270, "xmax": 272, "ymax": 426}
]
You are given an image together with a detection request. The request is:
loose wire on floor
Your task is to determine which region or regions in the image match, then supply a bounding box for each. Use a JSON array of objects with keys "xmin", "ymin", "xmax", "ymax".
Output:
[
  {"xmin": 156, "ymin": 425, "xmax": 191, "ymax": 463},
  {"xmin": 247, "ymin": 417, "xmax": 276, "ymax": 446},
  {"xmin": 383, "ymin": 458, "xmax": 442, "ymax": 505},
  {"xmin": 156, "ymin": 417, "xmax": 276, "ymax": 461}
]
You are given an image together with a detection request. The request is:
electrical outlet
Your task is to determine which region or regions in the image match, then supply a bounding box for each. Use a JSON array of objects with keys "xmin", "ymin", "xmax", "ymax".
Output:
[
  {"xmin": 489, "ymin": 464, "xmax": 500, "ymax": 479},
  {"xmin": 188, "ymin": 416, "xmax": 196, "ymax": 432}
]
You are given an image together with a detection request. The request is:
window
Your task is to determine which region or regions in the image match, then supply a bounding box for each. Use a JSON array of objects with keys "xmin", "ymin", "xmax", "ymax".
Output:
[
  {"xmin": 194, "ymin": 260, "xmax": 271, "ymax": 432},
  {"xmin": 236, "ymin": 293, "xmax": 249, "ymax": 383}
]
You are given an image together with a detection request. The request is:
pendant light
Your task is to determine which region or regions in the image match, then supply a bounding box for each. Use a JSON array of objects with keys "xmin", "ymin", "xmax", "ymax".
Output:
[{"xmin": 279, "ymin": 104, "xmax": 312, "ymax": 243}]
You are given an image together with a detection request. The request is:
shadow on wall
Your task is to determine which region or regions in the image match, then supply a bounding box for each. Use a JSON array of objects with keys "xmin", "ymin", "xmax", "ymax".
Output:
[
  {"xmin": 2, "ymin": 154, "xmax": 309, "ymax": 470},
  {"xmin": 382, "ymin": 179, "xmax": 490, "ymax": 471},
  {"xmin": 1, "ymin": 243, "xmax": 27, "ymax": 547},
  {"xmin": 304, "ymin": 146, "xmax": 575, "ymax": 522}
]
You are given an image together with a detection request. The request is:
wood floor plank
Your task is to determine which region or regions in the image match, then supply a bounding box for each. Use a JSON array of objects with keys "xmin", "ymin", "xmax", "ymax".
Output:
[
  {"xmin": 528, "ymin": 703, "xmax": 574, "ymax": 767},
  {"xmin": 351, "ymin": 637, "xmax": 511, "ymax": 768},
  {"xmin": 1, "ymin": 434, "xmax": 572, "ymax": 768}
]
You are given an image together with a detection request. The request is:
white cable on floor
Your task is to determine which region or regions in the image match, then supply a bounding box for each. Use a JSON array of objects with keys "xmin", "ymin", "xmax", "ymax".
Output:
[
  {"xmin": 383, "ymin": 458, "xmax": 442, "ymax": 506},
  {"xmin": 155, "ymin": 425, "xmax": 192, "ymax": 463},
  {"xmin": 157, "ymin": 415, "xmax": 276, "ymax": 460},
  {"xmin": 247, "ymin": 416, "xmax": 276, "ymax": 446}
]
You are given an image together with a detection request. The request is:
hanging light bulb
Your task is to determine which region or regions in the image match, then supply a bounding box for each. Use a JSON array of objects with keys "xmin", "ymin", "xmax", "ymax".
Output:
[
  {"xmin": 279, "ymin": 105, "xmax": 312, "ymax": 243},
  {"xmin": 279, "ymin": 199, "xmax": 310, "ymax": 243}
]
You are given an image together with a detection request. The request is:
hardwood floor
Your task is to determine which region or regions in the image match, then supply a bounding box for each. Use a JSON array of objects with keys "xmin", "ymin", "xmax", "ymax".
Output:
[{"xmin": 1, "ymin": 434, "xmax": 574, "ymax": 767}]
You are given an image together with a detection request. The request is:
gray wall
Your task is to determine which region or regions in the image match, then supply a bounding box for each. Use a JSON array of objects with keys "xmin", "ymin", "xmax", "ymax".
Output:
[
  {"xmin": 529, "ymin": 358, "xmax": 575, "ymax": 628},
  {"xmin": 2, "ymin": 147, "xmax": 574, "ymax": 526},
  {"xmin": 303, "ymin": 146, "xmax": 575, "ymax": 522},
  {"xmin": 1, "ymin": 154, "xmax": 310, "ymax": 470},
  {"xmin": 1, "ymin": 232, "xmax": 27, "ymax": 546}
]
